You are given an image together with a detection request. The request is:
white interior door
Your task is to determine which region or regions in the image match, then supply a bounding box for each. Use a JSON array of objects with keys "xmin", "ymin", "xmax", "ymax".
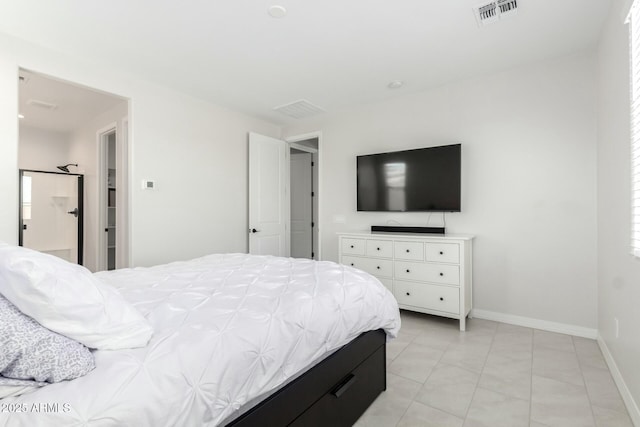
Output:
[
  {"xmin": 290, "ymin": 152, "xmax": 313, "ymax": 259},
  {"xmin": 249, "ymin": 132, "xmax": 288, "ymax": 256}
]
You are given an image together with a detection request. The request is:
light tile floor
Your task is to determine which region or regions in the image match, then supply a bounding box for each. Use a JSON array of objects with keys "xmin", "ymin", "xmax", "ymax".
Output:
[{"xmin": 355, "ymin": 310, "xmax": 634, "ymax": 427}]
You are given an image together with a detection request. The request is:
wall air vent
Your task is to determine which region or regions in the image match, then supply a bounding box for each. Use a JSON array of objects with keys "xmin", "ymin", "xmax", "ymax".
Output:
[
  {"xmin": 274, "ymin": 99, "xmax": 325, "ymax": 119},
  {"xmin": 474, "ymin": 0, "xmax": 518, "ymax": 26},
  {"xmin": 27, "ymin": 99, "xmax": 58, "ymax": 110}
]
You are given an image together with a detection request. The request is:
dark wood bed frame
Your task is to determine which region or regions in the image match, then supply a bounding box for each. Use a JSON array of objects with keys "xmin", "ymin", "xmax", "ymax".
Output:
[{"xmin": 227, "ymin": 329, "xmax": 387, "ymax": 426}]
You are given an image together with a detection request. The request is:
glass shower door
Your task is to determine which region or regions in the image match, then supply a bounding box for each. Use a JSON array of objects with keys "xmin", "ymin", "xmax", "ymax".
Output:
[{"xmin": 19, "ymin": 170, "xmax": 84, "ymax": 265}]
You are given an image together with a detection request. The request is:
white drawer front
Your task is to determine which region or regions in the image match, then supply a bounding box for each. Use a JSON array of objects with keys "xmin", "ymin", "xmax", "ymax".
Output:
[
  {"xmin": 395, "ymin": 281, "xmax": 460, "ymax": 314},
  {"xmin": 366, "ymin": 240, "xmax": 393, "ymax": 258},
  {"xmin": 395, "ymin": 261, "xmax": 460, "ymax": 285},
  {"xmin": 378, "ymin": 278, "xmax": 393, "ymax": 293},
  {"xmin": 394, "ymin": 241, "xmax": 424, "ymax": 261},
  {"xmin": 425, "ymin": 243, "xmax": 460, "ymax": 263},
  {"xmin": 342, "ymin": 256, "xmax": 393, "ymax": 278},
  {"xmin": 341, "ymin": 238, "xmax": 365, "ymax": 256}
]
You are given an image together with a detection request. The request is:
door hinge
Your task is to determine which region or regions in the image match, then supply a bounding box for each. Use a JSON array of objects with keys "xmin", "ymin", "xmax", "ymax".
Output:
[
  {"xmin": 311, "ymin": 161, "xmax": 314, "ymax": 166},
  {"xmin": 311, "ymin": 191, "xmax": 315, "ymax": 197},
  {"xmin": 312, "ymin": 252, "xmax": 315, "ymax": 258},
  {"xmin": 311, "ymin": 222, "xmax": 315, "ymax": 228}
]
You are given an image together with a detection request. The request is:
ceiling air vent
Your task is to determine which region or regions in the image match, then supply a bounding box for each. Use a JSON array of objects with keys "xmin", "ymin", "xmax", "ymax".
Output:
[
  {"xmin": 274, "ymin": 99, "xmax": 325, "ymax": 119},
  {"xmin": 27, "ymin": 99, "xmax": 58, "ymax": 110},
  {"xmin": 474, "ymin": 0, "xmax": 518, "ymax": 26}
]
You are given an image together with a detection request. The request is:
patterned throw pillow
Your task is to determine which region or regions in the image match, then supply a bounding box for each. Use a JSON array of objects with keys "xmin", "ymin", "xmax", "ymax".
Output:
[{"xmin": 0, "ymin": 293, "xmax": 95, "ymax": 383}]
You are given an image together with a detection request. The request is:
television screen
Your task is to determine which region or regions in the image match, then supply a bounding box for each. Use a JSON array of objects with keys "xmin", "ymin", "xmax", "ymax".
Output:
[{"xmin": 357, "ymin": 144, "xmax": 461, "ymax": 212}]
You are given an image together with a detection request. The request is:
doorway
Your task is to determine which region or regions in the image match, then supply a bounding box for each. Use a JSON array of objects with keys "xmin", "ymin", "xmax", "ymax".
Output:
[
  {"xmin": 248, "ymin": 132, "xmax": 321, "ymax": 260},
  {"xmin": 17, "ymin": 68, "xmax": 129, "ymax": 271},
  {"xmin": 289, "ymin": 139, "xmax": 318, "ymax": 260},
  {"xmin": 19, "ymin": 170, "xmax": 84, "ymax": 264},
  {"xmin": 99, "ymin": 128, "xmax": 117, "ymax": 270}
]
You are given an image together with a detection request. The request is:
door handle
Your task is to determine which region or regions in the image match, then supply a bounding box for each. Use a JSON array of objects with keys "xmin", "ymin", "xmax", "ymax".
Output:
[
  {"xmin": 250, "ymin": 228, "xmax": 260, "ymax": 233},
  {"xmin": 67, "ymin": 208, "xmax": 79, "ymax": 218}
]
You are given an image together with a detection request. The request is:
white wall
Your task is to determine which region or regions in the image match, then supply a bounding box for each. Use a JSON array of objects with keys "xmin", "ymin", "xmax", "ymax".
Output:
[
  {"xmin": 597, "ymin": 0, "xmax": 640, "ymax": 420},
  {"xmin": 18, "ymin": 125, "xmax": 71, "ymax": 172},
  {"xmin": 68, "ymin": 101, "xmax": 128, "ymax": 272},
  {"xmin": 0, "ymin": 52, "xmax": 18, "ymax": 244},
  {"xmin": 284, "ymin": 53, "xmax": 599, "ymax": 331},
  {"xmin": 0, "ymin": 32, "xmax": 281, "ymax": 266}
]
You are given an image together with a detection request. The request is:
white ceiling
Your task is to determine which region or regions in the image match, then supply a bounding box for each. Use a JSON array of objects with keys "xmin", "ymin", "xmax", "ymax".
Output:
[
  {"xmin": 1, "ymin": 0, "xmax": 611, "ymax": 125},
  {"xmin": 19, "ymin": 70, "xmax": 125, "ymax": 133}
]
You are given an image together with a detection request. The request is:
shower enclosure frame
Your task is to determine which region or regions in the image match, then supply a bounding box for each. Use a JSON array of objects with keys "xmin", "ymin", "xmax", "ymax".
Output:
[{"xmin": 18, "ymin": 169, "xmax": 84, "ymax": 265}]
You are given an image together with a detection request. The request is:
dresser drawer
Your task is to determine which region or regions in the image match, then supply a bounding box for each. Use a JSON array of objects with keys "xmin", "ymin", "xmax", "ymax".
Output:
[
  {"xmin": 394, "ymin": 261, "xmax": 459, "ymax": 285},
  {"xmin": 341, "ymin": 238, "xmax": 365, "ymax": 256},
  {"xmin": 394, "ymin": 241, "xmax": 424, "ymax": 261},
  {"xmin": 366, "ymin": 240, "xmax": 393, "ymax": 258},
  {"xmin": 425, "ymin": 243, "xmax": 460, "ymax": 263},
  {"xmin": 395, "ymin": 281, "xmax": 460, "ymax": 314},
  {"xmin": 343, "ymin": 256, "xmax": 393, "ymax": 278}
]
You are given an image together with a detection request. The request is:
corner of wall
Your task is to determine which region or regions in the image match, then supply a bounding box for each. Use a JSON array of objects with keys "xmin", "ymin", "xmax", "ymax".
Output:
[{"xmin": 597, "ymin": 334, "xmax": 640, "ymax": 426}]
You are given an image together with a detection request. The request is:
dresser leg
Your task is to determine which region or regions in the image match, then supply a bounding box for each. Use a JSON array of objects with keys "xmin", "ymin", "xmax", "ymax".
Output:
[{"xmin": 460, "ymin": 316, "xmax": 466, "ymax": 332}]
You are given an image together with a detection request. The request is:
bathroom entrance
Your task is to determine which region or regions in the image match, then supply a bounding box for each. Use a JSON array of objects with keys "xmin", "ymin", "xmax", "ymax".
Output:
[{"xmin": 19, "ymin": 169, "xmax": 84, "ymax": 264}]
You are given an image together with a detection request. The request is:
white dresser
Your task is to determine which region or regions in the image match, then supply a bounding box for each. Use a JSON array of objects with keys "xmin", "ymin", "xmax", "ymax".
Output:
[{"xmin": 337, "ymin": 232, "xmax": 474, "ymax": 331}]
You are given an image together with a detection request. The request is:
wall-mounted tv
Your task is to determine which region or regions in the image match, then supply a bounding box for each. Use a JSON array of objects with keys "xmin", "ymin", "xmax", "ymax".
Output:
[{"xmin": 357, "ymin": 144, "xmax": 461, "ymax": 212}]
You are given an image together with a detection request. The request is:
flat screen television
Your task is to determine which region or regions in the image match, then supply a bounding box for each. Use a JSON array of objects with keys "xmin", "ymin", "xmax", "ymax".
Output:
[{"xmin": 357, "ymin": 144, "xmax": 461, "ymax": 212}]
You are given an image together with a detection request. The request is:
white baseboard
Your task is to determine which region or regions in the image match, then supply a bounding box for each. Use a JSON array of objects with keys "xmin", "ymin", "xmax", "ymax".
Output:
[
  {"xmin": 471, "ymin": 309, "xmax": 598, "ymax": 339},
  {"xmin": 597, "ymin": 334, "xmax": 640, "ymax": 427}
]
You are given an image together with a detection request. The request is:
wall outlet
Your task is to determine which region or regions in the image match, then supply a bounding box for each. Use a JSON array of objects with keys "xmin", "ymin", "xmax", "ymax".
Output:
[{"xmin": 615, "ymin": 317, "xmax": 619, "ymax": 339}]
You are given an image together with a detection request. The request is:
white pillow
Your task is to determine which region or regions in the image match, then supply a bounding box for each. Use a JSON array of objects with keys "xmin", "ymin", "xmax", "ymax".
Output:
[{"xmin": 0, "ymin": 243, "xmax": 153, "ymax": 350}]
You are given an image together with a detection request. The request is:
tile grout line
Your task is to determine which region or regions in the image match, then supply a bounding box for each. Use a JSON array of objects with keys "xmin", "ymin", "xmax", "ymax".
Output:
[
  {"xmin": 394, "ymin": 324, "xmax": 461, "ymax": 425},
  {"xmin": 572, "ymin": 335, "xmax": 601, "ymax": 426},
  {"xmin": 529, "ymin": 335, "xmax": 535, "ymax": 427},
  {"xmin": 387, "ymin": 328, "xmax": 434, "ymax": 426},
  {"xmin": 460, "ymin": 324, "xmax": 497, "ymax": 424}
]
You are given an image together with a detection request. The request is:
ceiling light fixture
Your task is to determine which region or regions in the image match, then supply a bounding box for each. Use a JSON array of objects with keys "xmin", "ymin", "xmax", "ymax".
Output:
[
  {"xmin": 388, "ymin": 81, "xmax": 404, "ymax": 89},
  {"xmin": 18, "ymin": 114, "xmax": 24, "ymax": 119},
  {"xmin": 268, "ymin": 5, "xmax": 287, "ymax": 18}
]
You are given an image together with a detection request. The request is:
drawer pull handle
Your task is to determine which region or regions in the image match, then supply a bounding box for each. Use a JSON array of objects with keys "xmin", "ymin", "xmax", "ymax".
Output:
[
  {"xmin": 332, "ymin": 374, "xmax": 357, "ymax": 398},
  {"xmin": 377, "ymin": 247, "xmax": 381, "ymax": 251},
  {"xmin": 439, "ymin": 251, "xmax": 444, "ymax": 255},
  {"xmin": 350, "ymin": 263, "xmax": 354, "ymax": 266},
  {"xmin": 406, "ymin": 249, "xmax": 410, "ymax": 253},
  {"xmin": 406, "ymin": 269, "xmax": 410, "ymax": 273},
  {"xmin": 439, "ymin": 272, "xmax": 444, "ymax": 276},
  {"xmin": 440, "ymin": 297, "xmax": 444, "ymax": 301},
  {"xmin": 350, "ymin": 245, "xmax": 354, "ymax": 248},
  {"xmin": 406, "ymin": 292, "xmax": 411, "ymax": 296},
  {"xmin": 376, "ymin": 266, "xmax": 380, "ymax": 270}
]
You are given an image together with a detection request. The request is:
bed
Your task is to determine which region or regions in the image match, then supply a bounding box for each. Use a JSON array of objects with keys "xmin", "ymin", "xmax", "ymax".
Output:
[{"xmin": 0, "ymin": 253, "xmax": 400, "ymax": 426}]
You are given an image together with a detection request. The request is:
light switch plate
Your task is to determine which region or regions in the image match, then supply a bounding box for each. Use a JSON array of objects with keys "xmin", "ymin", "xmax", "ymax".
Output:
[{"xmin": 142, "ymin": 179, "xmax": 155, "ymax": 190}]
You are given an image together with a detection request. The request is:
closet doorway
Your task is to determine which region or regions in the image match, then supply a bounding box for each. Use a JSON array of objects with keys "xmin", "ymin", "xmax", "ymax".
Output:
[{"xmin": 99, "ymin": 128, "xmax": 118, "ymax": 270}]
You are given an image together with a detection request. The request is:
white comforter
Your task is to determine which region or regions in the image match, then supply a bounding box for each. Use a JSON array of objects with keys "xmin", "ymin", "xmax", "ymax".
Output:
[{"xmin": 0, "ymin": 254, "xmax": 400, "ymax": 426}]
